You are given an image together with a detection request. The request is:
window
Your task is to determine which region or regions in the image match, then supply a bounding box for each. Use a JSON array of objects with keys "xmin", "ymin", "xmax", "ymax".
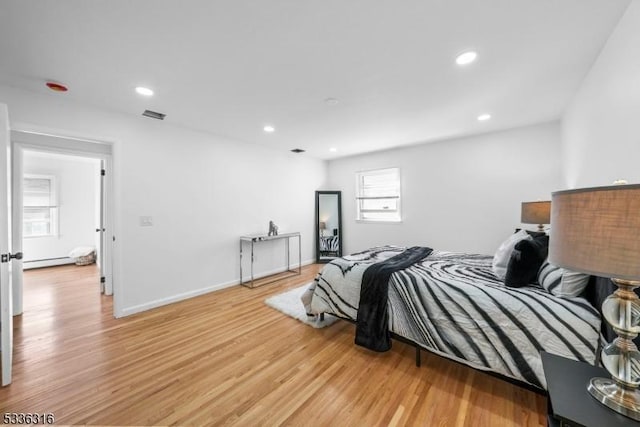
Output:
[
  {"xmin": 356, "ymin": 167, "xmax": 401, "ymax": 222},
  {"xmin": 23, "ymin": 175, "xmax": 58, "ymax": 238}
]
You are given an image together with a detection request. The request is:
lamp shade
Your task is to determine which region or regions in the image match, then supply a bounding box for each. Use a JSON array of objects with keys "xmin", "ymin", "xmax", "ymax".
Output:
[
  {"xmin": 319, "ymin": 221, "xmax": 327, "ymax": 230},
  {"xmin": 549, "ymin": 184, "xmax": 640, "ymax": 281},
  {"xmin": 521, "ymin": 201, "xmax": 551, "ymax": 224}
]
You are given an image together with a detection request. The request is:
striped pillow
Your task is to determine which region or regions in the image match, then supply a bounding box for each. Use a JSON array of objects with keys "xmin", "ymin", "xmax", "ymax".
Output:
[
  {"xmin": 538, "ymin": 261, "xmax": 563, "ymax": 293},
  {"xmin": 538, "ymin": 260, "xmax": 590, "ymax": 297}
]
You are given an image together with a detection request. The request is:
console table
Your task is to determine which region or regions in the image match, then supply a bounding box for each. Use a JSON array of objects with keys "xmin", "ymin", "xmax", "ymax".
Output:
[{"xmin": 239, "ymin": 232, "xmax": 301, "ymax": 288}]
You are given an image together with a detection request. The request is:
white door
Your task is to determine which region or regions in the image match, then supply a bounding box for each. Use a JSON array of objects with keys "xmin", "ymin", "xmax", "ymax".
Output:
[
  {"xmin": 11, "ymin": 145, "xmax": 22, "ymax": 316},
  {"xmin": 0, "ymin": 103, "xmax": 14, "ymax": 386},
  {"xmin": 102, "ymin": 157, "xmax": 113, "ymax": 296}
]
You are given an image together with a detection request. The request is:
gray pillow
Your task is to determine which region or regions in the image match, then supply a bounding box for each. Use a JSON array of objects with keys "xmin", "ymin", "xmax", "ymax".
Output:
[{"xmin": 538, "ymin": 260, "xmax": 590, "ymax": 297}]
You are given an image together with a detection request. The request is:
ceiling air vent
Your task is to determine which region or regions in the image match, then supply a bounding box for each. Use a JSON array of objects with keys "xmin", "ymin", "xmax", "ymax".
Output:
[
  {"xmin": 142, "ymin": 110, "xmax": 166, "ymax": 120},
  {"xmin": 290, "ymin": 148, "xmax": 305, "ymax": 153}
]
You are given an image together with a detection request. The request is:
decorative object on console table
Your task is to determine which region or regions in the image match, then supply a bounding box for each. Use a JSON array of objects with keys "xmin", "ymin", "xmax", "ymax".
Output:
[
  {"xmin": 542, "ymin": 352, "xmax": 637, "ymax": 427},
  {"xmin": 521, "ymin": 200, "xmax": 551, "ymax": 233},
  {"xmin": 268, "ymin": 220, "xmax": 279, "ymax": 236},
  {"xmin": 550, "ymin": 184, "xmax": 640, "ymax": 421}
]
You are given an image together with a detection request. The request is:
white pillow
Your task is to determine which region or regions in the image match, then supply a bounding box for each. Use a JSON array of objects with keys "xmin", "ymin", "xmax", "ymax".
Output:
[
  {"xmin": 492, "ymin": 230, "xmax": 532, "ymax": 280},
  {"xmin": 558, "ymin": 271, "xmax": 591, "ymax": 297},
  {"xmin": 538, "ymin": 260, "xmax": 590, "ymax": 297},
  {"xmin": 69, "ymin": 246, "xmax": 95, "ymax": 258}
]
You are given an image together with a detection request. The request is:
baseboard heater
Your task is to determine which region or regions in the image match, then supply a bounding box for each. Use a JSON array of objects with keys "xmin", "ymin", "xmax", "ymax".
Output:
[{"xmin": 23, "ymin": 257, "xmax": 75, "ymax": 270}]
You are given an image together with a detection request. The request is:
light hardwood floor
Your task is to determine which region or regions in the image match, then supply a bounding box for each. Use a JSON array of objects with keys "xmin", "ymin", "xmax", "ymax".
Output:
[{"xmin": 0, "ymin": 264, "xmax": 546, "ymax": 426}]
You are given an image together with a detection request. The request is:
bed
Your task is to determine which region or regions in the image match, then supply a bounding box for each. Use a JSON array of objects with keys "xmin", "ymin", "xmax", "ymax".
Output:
[{"xmin": 302, "ymin": 246, "xmax": 602, "ymax": 390}]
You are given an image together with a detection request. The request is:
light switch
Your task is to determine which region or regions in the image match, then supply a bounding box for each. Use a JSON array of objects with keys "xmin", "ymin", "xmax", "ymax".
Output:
[{"xmin": 139, "ymin": 216, "xmax": 153, "ymax": 226}]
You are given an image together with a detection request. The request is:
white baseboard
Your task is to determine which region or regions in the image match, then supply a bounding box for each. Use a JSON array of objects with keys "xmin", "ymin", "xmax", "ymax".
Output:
[
  {"xmin": 119, "ymin": 258, "xmax": 315, "ymax": 317},
  {"xmin": 243, "ymin": 260, "xmax": 312, "ymax": 282},
  {"xmin": 23, "ymin": 257, "xmax": 76, "ymax": 270}
]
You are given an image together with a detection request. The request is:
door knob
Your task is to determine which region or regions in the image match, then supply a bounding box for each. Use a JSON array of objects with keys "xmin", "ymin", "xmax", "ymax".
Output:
[{"xmin": 1, "ymin": 252, "xmax": 22, "ymax": 263}]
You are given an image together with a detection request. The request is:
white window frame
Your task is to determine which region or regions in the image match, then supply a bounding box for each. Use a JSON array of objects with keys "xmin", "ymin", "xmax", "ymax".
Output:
[
  {"xmin": 23, "ymin": 173, "xmax": 59, "ymax": 238},
  {"xmin": 355, "ymin": 167, "xmax": 402, "ymax": 223}
]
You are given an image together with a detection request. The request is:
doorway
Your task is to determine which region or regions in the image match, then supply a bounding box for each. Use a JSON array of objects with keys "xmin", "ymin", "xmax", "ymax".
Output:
[
  {"xmin": 10, "ymin": 130, "xmax": 115, "ymax": 317},
  {"xmin": 22, "ymin": 151, "xmax": 101, "ymax": 271}
]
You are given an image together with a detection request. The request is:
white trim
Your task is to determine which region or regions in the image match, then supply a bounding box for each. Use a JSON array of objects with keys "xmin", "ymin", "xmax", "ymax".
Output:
[
  {"xmin": 11, "ymin": 130, "xmax": 112, "ymax": 155},
  {"xmin": 120, "ymin": 279, "xmax": 240, "ymax": 317},
  {"xmin": 1, "ymin": 102, "xmax": 14, "ymax": 385},
  {"xmin": 10, "ymin": 129, "xmax": 118, "ymax": 318},
  {"xmin": 355, "ymin": 219, "xmax": 403, "ymax": 224},
  {"xmin": 247, "ymin": 259, "xmax": 314, "ymax": 281},
  {"xmin": 23, "ymin": 258, "xmax": 75, "ymax": 270},
  {"xmin": 120, "ymin": 259, "xmax": 315, "ymax": 317}
]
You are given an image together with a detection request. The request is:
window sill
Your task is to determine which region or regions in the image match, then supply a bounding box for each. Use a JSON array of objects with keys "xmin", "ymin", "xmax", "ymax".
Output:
[{"xmin": 355, "ymin": 219, "xmax": 403, "ymax": 224}]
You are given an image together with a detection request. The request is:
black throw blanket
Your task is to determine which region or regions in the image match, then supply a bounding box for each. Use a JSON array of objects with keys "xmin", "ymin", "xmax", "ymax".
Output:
[{"xmin": 355, "ymin": 246, "xmax": 433, "ymax": 352}]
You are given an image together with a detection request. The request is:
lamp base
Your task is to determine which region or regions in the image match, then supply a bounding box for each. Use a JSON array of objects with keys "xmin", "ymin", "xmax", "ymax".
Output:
[{"xmin": 588, "ymin": 377, "xmax": 640, "ymax": 421}]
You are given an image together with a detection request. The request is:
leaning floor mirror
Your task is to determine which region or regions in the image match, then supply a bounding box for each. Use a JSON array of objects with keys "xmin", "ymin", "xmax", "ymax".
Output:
[{"xmin": 315, "ymin": 191, "xmax": 342, "ymax": 263}]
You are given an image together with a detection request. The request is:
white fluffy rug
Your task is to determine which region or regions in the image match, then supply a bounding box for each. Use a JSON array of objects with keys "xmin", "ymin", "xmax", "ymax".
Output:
[{"xmin": 265, "ymin": 283, "xmax": 339, "ymax": 328}]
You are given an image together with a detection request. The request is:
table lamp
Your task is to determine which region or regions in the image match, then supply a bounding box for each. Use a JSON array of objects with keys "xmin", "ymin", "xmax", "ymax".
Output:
[
  {"xmin": 549, "ymin": 184, "xmax": 640, "ymax": 421},
  {"xmin": 521, "ymin": 201, "xmax": 551, "ymax": 233}
]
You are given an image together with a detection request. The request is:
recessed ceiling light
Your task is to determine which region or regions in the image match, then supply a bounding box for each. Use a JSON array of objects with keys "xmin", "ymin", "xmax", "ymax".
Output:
[
  {"xmin": 264, "ymin": 125, "xmax": 275, "ymax": 133},
  {"xmin": 455, "ymin": 51, "xmax": 477, "ymax": 66},
  {"xmin": 329, "ymin": 147, "xmax": 337, "ymax": 152},
  {"xmin": 324, "ymin": 98, "xmax": 339, "ymax": 106},
  {"xmin": 135, "ymin": 86, "xmax": 154, "ymax": 96},
  {"xmin": 477, "ymin": 113, "xmax": 491, "ymax": 121}
]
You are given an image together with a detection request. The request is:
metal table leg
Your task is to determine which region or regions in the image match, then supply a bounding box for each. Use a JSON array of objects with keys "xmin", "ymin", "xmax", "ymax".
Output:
[
  {"xmin": 250, "ymin": 240, "xmax": 255, "ymax": 287},
  {"xmin": 286, "ymin": 236, "xmax": 290, "ymax": 271},
  {"xmin": 239, "ymin": 239, "xmax": 243, "ymax": 285},
  {"xmin": 298, "ymin": 234, "xmax": 301, "ymax": 275}
]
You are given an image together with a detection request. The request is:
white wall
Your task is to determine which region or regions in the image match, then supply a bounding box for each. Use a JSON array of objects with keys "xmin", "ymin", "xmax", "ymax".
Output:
[
  {"xmin": 22, "ymin": 151, "xmax": 99, "ymax": 265},
  {"xmin": 0, "ymin": 84, "xmax": 327, "ymax": 316},
  {"xmin": 562, "ymin": 2, "xmax": 640, "ymax": 188},
  {"xmin": 327, "ymin": 122, "xmax": 563, "ymax": 255}
]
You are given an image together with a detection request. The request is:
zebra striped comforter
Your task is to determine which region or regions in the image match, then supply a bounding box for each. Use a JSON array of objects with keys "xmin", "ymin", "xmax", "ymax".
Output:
[{"xmin": 304, "ymin": 246, "xmax": 600, "ymax": 389}]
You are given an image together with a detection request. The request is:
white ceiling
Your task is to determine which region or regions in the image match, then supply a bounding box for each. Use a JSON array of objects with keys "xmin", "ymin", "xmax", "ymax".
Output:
[{"xmin": 0, "ymin": 0, "xmax": 630, "ymax": 159}]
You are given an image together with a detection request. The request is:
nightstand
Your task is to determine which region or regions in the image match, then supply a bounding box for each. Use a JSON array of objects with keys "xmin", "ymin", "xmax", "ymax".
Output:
[{"xmin": 542, "ymin": 352, "xmax": 638, "ymax": 426}]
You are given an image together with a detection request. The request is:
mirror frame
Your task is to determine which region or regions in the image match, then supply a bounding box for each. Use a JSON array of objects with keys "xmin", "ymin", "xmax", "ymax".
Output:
[{"xmin": 315, "ymin": 190, "xmax": 342, "ymax": 263}]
